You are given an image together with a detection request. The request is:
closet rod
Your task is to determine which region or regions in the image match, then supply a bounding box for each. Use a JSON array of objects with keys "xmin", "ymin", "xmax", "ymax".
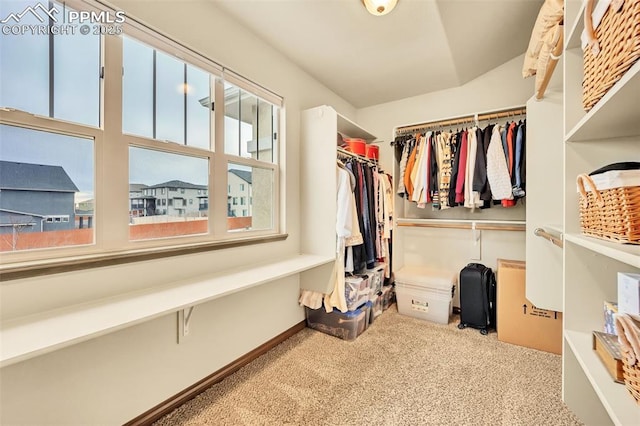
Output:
[
  {"xmin": 534, "ymin": 227, "xmax": 564, "ymax": 248},
  {"xmin": 395, "ymin": 106, "xmax": 527, "ymax": 135},
  {"xmin": 397, "ymin": 219, "xmax": 525, "ymax": 232},
  {"xmin": 337, "ymin": 146, "xmax": 377, "ymax": 166}
]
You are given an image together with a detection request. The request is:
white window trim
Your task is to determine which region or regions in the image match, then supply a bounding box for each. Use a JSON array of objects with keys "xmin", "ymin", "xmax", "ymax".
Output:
[{"xmin": 0, "ymin": 0, "xmax": 285, "ymax": 269}]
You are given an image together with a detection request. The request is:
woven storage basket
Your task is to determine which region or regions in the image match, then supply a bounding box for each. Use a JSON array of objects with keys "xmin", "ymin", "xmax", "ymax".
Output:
[
  {"xmin": 582, "ymin": 0, "xmax": 640, "ymax": 111},
  {"xmin": 576, "ymin": 172, "xmax": 640, "ymax": 244},
  {"xmin": 616, "ymin": 314, "xmax": 640, "ymax": 405},
  {"xmin": 622, "ymin": 355, "xmax": 640, "ymax": 404}
]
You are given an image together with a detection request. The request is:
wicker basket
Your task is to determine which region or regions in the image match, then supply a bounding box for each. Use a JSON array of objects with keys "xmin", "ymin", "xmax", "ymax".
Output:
[
  {"xmin": 622, "ymin": 355, "xmax": 640, "ymax": 404},
  {"xmin": 616, "ymin": 314, "xmax": 640, "ymax": 404},
  {"xmin": 576, "ymin": 173, "xmax": 640, "ymax": 244},
  {"xmin": 582, "ymin": 0, "xmax": 640, "ymax": 111}
]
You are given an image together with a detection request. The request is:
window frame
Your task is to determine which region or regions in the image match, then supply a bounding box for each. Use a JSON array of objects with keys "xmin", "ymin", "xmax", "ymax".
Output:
[{"xmin": 0, "ymin": 0, "xmax": 285, "ymax": 271}]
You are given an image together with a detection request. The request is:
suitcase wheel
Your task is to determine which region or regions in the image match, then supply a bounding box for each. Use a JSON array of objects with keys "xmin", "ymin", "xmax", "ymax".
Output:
[
  {"xmin": 480, "ymin": 328, "xmax": 488, "ymax": 336},
  {"xmin": 457, "ymin": 323, "xmax": 466, "ymax": 330}
]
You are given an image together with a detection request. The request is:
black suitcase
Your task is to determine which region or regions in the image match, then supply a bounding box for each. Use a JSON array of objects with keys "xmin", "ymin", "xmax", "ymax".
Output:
[{"xmin": 457, "ymin": 263, "xmax": 496, "ymax": 335}]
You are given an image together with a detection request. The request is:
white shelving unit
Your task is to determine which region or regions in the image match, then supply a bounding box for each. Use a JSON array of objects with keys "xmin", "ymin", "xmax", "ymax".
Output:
[
  {"xmin": 562, "ymin": 2, "xmax": 640, "ymax": 423},
  {"xmin": 299, "ymin": 105, "xmax": 378, "ymax": 293}
]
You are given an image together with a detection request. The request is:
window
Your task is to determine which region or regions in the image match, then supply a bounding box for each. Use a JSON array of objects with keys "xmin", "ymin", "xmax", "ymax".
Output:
[
  {"xmin": 123, "ymin": 37, "xmax": 211, "ymax": 149},
  {"xmin": 227, "ymin": 163, "xmax": 273, "ymax": 231},
  {"xmin": 0, "ymin": 0, "xmax": 100, "ymax": 127},
  {"xmin": 0, "ymin": 125, "xmax": 94, "ymax": 252},
  {"xmin": 0, "ymin": 0, "xmax": 282, "ymax": 264},
  {"xmin": 224, "ymin": 83, "xmax": 276, "ymax": 163}
]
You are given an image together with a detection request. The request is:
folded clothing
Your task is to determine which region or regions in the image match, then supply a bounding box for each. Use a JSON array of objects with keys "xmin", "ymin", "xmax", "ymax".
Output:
[{"xmin": 615, "ymin": 313, "xmax": 640, "ymax": 365}]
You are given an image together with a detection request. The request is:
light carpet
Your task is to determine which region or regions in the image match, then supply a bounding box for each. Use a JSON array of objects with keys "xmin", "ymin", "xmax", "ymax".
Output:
[{"xmin": 155, "ymin": 305, "xmax": 583, "ymax": 425}]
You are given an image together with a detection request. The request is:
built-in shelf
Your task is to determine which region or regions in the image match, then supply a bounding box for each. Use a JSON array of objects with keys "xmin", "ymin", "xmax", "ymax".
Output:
[
  {"xmin": 0, "ymin": 254, "xmax": 334, "ymax": 368},
  {"xmin": 565, "ymin": 330, "xmax": 640, "ymax": 425},
  {"xmin": 564, "ymin": 233, "xmax": 640, "ymax": 268},
  {"xmin": 337, "ymin": 113, "xmax": 377, "ymax": 142},
  {"xmin": 565, "ymin": 59, "xmax": 640, "ymax": 142}
]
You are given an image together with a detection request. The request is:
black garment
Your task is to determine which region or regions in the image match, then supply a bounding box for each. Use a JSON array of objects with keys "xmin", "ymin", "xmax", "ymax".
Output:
[
  {"xmin": 520, "ymin": 121, "xmax": 526, "ymax": 192},
  {"xmin": 448, "ymin": 131, "xmax": 462, "ymax": 207},
  {"xmin": 473, "ymin": 124, "xmax": 494, "ymax": 207},
  {"xmin": 429, "ymin": 133, "xmax": 439, "ymax": 207},
  {"xmin": 346, "ymin": 160, "xmax": 366, "ymax": 274},
  {"xmin": 367, "ymin": 164, "xmax": 378, "ymax": 262}
]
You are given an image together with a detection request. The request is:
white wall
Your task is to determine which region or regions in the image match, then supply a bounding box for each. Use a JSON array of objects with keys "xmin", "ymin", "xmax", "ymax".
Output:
[
  {"xmin": 357, "ymin": 55, "xmax": 536, "ymax": 294},
  {"xmin": 0, "ymin": 1, "xmax": 357, "ymax": 424}
]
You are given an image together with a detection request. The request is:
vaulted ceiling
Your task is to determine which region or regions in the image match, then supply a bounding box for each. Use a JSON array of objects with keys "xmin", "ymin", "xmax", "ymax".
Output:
[{"xmin": 212, "ymin": 0, "xmax": 543, "ymax": 108}]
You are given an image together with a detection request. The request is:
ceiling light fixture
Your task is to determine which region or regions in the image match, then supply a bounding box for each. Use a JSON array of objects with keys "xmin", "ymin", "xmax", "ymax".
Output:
[{"xmin": 362, "ymin": 0, "xmax": 398, "ymax": 16}]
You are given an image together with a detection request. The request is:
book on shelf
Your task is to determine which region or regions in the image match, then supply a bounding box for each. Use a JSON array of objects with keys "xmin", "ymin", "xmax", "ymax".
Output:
[{"xmin": 592, "ymin": 331, "xmax": 624, "ymax": 384}]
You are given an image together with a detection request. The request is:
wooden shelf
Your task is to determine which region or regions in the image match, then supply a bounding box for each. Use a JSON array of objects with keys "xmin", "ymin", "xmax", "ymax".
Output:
[
  {"xmin": 0, "ymin": 254, "xmax": 333, "ymax": 368},
  {"xmin": 564, "ymin": 233, "xmax": 640, "ymax": 268},
  {"xmin": 565, "ymin": 59, "xmax": 640, "ymax": 142},
  {"xmin": 565, "ymin": 330, "xmax": 640, "ymax": 425}
]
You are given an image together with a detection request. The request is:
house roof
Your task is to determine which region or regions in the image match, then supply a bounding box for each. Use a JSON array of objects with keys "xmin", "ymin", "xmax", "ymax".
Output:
[
  {"xmin": 0, "ymin": 160, "xmax": 79, "ymax": 193},
  {"xmin": 229, "ymin": 169, "xmax": 252, "ymax": 184},
  {"xmin": 146, "ymin": 180, "xmax": 207, "ymax": 190},
  {"xmin": 129, "ymin": 183, "xmax": 148, "ymax": 192}
]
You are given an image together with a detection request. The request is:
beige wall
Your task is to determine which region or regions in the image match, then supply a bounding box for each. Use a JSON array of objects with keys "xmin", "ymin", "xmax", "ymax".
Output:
[
  {"xmin": 357, "ymin": 55, "xmax": 536, "ymax": 297},
  {"xmin": 0, "ymin": 1, "xmax": 356, "ymax": 424}
]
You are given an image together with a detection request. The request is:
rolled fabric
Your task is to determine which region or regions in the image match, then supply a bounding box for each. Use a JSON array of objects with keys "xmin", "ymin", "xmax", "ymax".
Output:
[{"xmin": 615, "ymin": 313, "xmax": 640, "ymax": 365}]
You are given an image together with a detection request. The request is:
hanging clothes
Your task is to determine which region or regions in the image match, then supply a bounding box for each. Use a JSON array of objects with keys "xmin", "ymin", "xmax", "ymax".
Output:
[
  {"xmin": 486, "ymin": 125, "xmax": 514, "ymax": 201},
  {"xmin": 436, "ymin": 131, "xmax": 453, "ymax": 209},
  {"xmin": 454, "ymin": 130, "xmax": 468, "ymax": 204},
  {"xmin": 394, "ymin": 113, "xmax": 526, "ymax": 211},
  {"xmin": 396, "ymin": 139, "xmax": 411, "ymax": 198},
  {"xmin": 464, "ymin": 128, "xmax": 482, "ymax": 209},
  {"xmin": 448, "ymin": 131, "xmax": 461, "ymax": 208}
]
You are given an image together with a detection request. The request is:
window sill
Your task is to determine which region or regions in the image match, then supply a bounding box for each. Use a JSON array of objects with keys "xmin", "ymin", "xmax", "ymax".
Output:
[
  {"xmin": 0, "ymin": 253, "xmax": 333, "ymax": 368},
  {"xmin": 0, "ymin": 233, "xmax": 288, "ymax": 282}
]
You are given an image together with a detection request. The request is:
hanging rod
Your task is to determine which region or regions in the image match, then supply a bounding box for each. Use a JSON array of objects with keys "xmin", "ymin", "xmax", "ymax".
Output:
[
  {"xmin": 534, "ymin": 227, "xmax": 564, "ymax": 248},
  {"xmin": 394, "ymin": 106, "xmax": 527, "ymax": 136},
  {"xmin": 337, "ymin": 146, "xmax": 377, "ymax": 166},
  {"xmin": 396, "ymin": 218, "xmax": 526, "ymax": 232}
]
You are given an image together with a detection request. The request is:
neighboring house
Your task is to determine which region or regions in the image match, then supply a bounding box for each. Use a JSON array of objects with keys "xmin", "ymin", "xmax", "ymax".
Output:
[
  {"xmin": 142, "ymin": 180, "xmax": 208, "ymax": 217},
  {"xmin": 129, "ymin": 183, "xmax": 154, "ymax": 218},
  {"xmin": 0, "ymin": 160, "xmax": 78, "ymax": 234},
  {"xmin": 228, "ymin": 169, "xmax": 252, "ymax": 218},
  {"xmin": 75, "ymin": 199, "xmax": 94, "ymax": 212},
  {"xmin": 75, "ymin": 198, "xmax": 95, "ymax": 230}
]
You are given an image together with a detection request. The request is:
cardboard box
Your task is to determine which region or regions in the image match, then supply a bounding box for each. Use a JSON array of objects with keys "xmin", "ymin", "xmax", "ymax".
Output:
[
  {"xmin": 618, "ymin": 272, "xmax": 640, "ymax": 319},
  {"xmin": 496, "ymin": 259, "xmax": 563, "ymax": 354}
]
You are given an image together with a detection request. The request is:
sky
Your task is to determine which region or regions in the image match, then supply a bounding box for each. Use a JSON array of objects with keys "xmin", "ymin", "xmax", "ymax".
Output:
[{"xmin": 0, "ymin": 0, "xmax": 261, "ymax": 200}]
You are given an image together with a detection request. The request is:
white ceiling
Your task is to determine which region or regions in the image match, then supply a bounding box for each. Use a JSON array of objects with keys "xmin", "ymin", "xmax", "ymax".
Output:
[{"xmin": 212, "ymin": 0, "xmax": 543, "ymax": 108}]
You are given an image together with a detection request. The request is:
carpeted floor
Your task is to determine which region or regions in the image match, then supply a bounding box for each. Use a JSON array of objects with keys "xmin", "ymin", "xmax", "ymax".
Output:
[{"xmin": 155, "ymin": 305, "xmax": 583, "ymax": 426}]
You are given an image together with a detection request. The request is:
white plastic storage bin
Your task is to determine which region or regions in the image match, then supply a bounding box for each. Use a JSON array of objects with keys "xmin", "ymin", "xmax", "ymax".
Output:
[{"xmin": 395, "ymin": 266, "xmax": 456, "ymax": 325}]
